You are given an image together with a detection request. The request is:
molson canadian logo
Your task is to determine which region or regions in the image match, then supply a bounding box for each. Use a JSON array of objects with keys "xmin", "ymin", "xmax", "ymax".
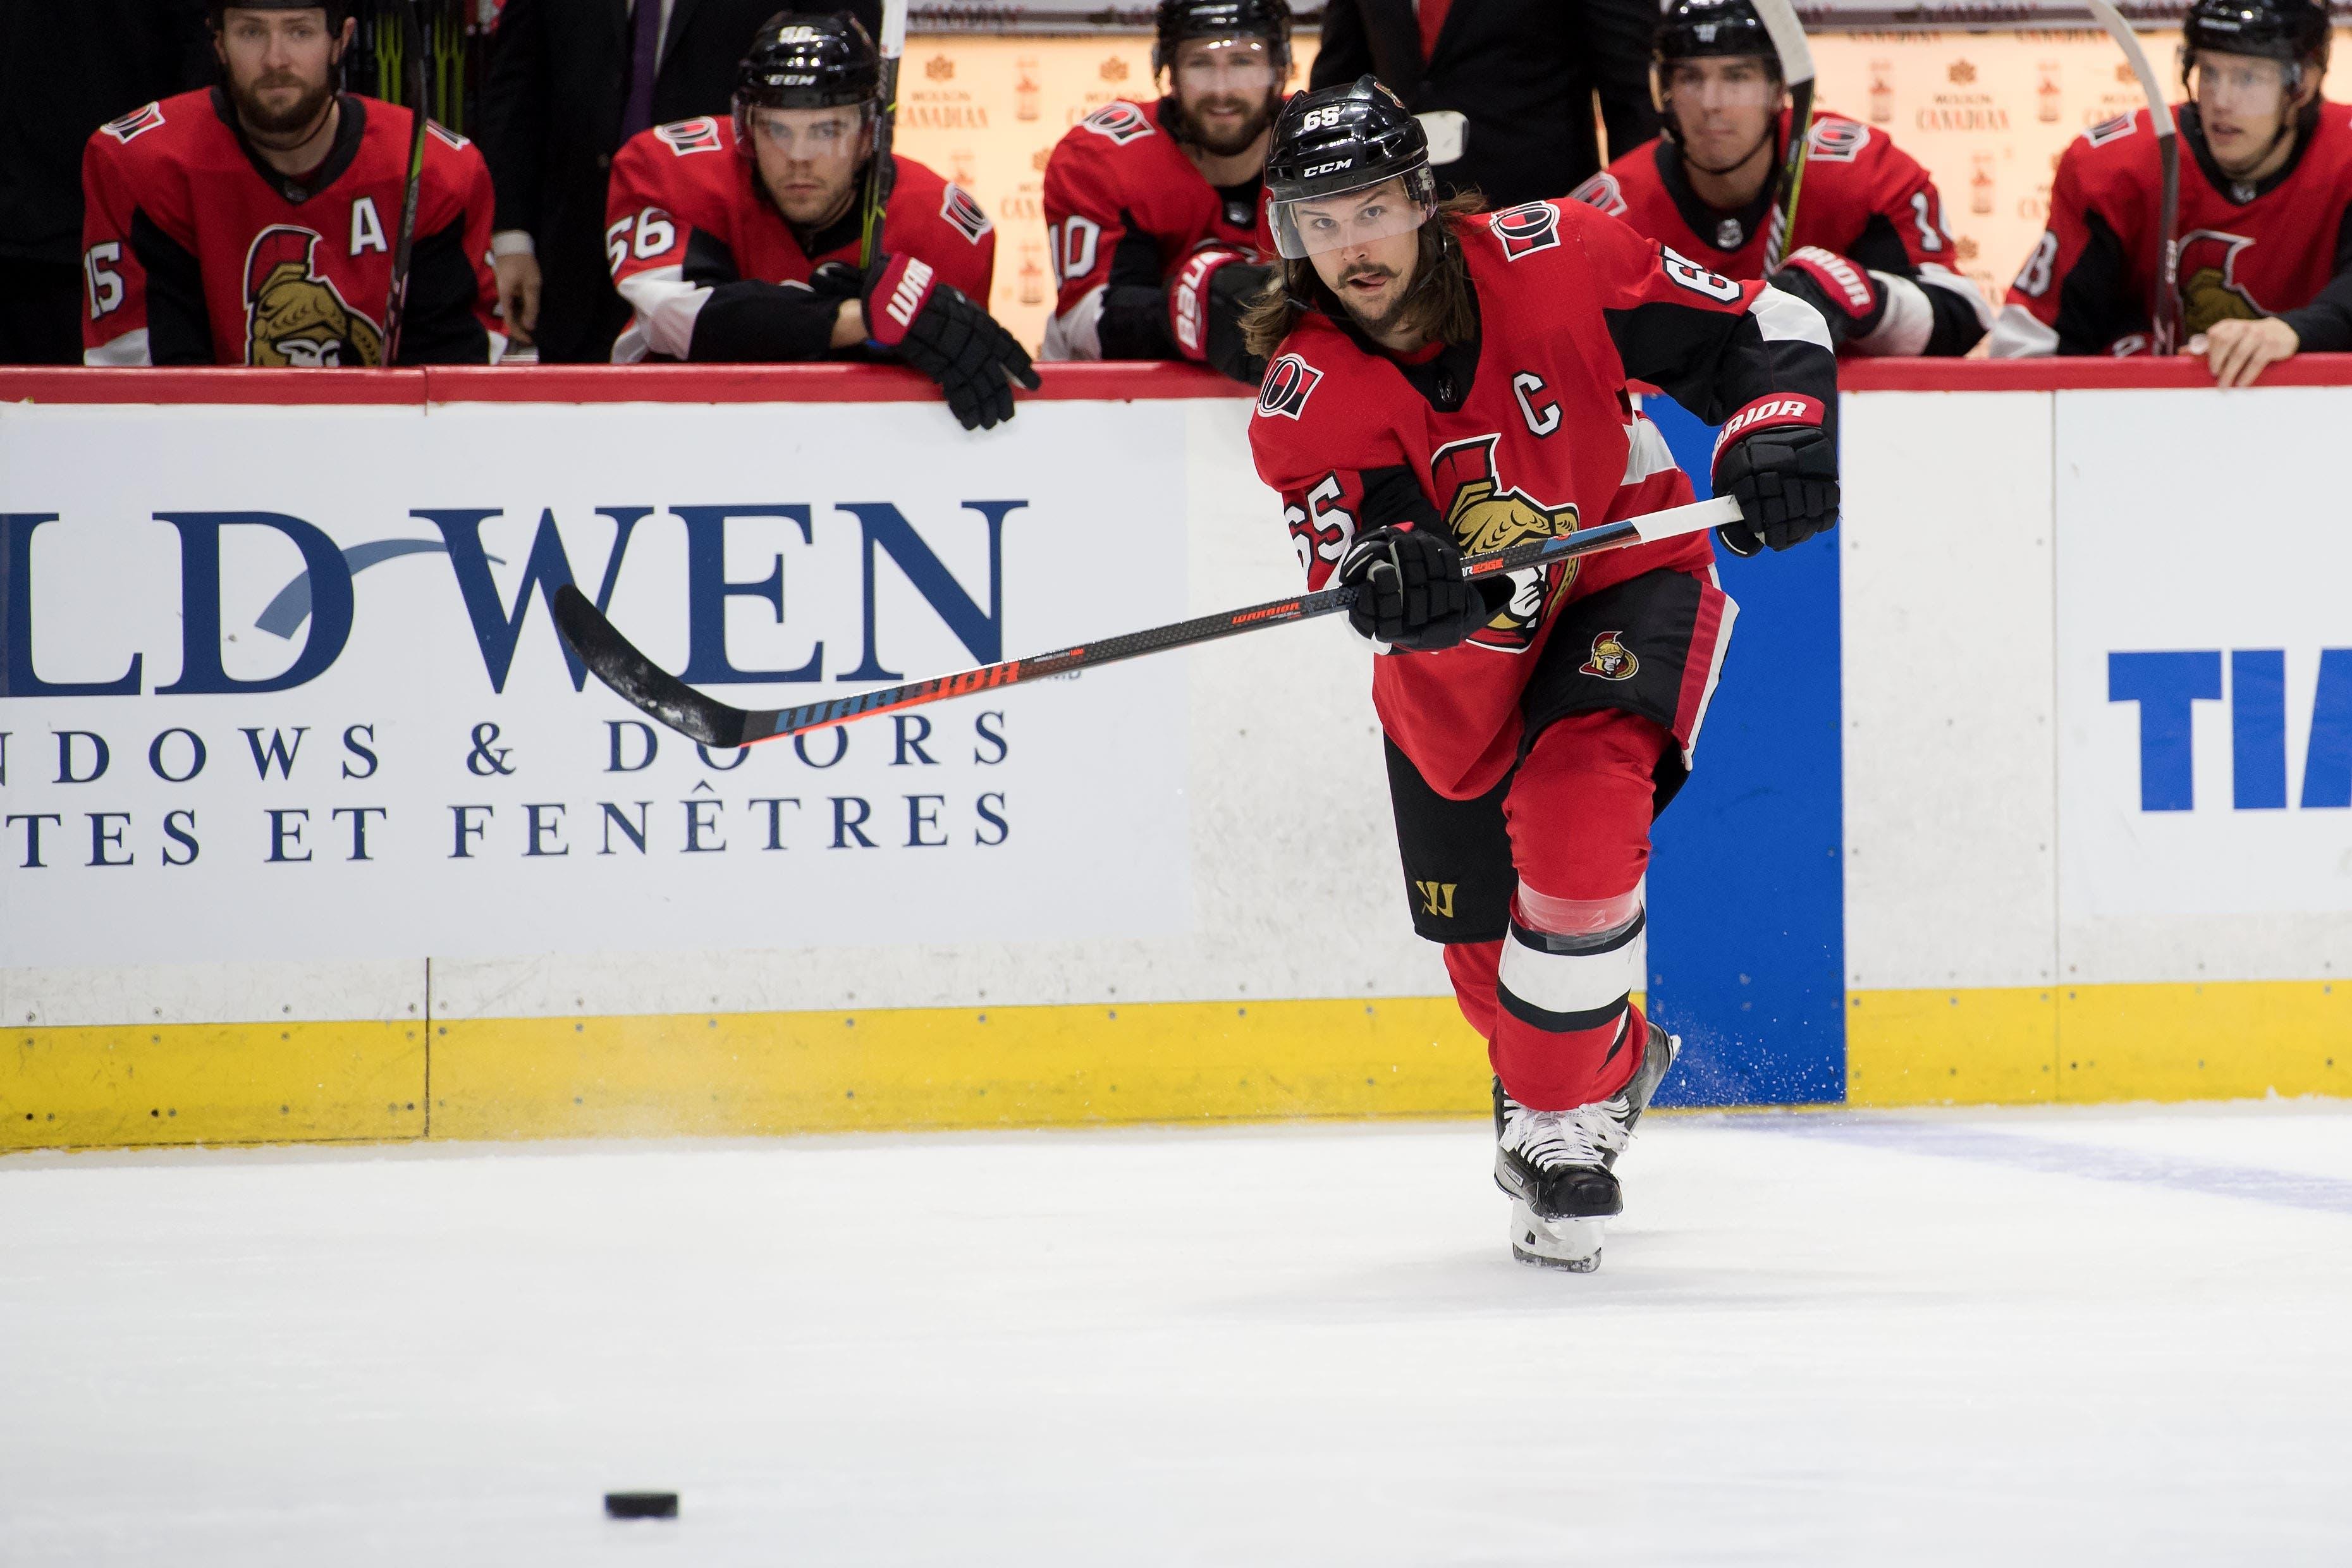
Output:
[
  {"xmin": 1428, "ymin": 432, "xmax": 1578, "ymax": 653},
  {"xmin": 243, "ymin": 226, "xmax": 383, "ymax": 367}
]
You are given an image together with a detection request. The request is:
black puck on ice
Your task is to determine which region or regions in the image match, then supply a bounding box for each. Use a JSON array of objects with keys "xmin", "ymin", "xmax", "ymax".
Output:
[{"xmin": 604, "ymin": 1491, "xmax": 679, "ymax": 1519}]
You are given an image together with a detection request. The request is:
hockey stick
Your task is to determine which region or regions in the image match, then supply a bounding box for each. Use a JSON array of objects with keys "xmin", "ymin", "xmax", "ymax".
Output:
[
  {"xmin": 858, "ymin": 0, "xmax": 910, "ymax": 267},
  {"xmin": 2081, "ymin": 0, "xmax": 2181, "ymax": 353},
  {"xmin": 1751, "ymin": 0, "xmax": 1816, "ymax": 273},
  {"xmin": 380, "ymin": 0, "xmax": 431, "ymax": 364},
  {"xmin": 553, "ymin": 494, "xmax": 1743, "ymax": 749}
]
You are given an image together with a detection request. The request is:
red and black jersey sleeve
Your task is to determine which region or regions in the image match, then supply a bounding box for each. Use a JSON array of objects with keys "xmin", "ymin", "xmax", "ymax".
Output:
[
  {"xmin": 1993, "ymin": 110, "xmax": 2161, "ymax": 357},
  {"xmin": 1246, "ymin": 330, "xmax": 1430, "ymax": 592},
  {"xmin": 878, "ymin": 157, "xmax": 996, "ymax": 306},
  {"xmin": 1042, "ymin": 99, "xmax": 1180, "ymax": 360},
  {"xmin": 1801, "ymin": 116, "xmax": 1987, "ymax": 356},
  {"xmin": 81, "ymin": 94, "xmax": 207, "ymax": 364},
  {"xmin": 400, "ymin": 115, "xmax": 503, "ymax": 365},
  {"xmin": 1569, "ymin": 203, "xmax": 1841, "ymax": 443}
]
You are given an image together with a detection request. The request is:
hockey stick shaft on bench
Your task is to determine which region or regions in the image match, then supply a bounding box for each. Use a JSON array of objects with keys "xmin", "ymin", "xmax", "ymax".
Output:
[{"xmin": 553, "ymin": 493, "xmax": 1743, "ymax": 749}]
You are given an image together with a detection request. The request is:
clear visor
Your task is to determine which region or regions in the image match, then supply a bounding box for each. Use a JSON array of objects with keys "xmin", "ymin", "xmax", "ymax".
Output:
[
  {"xmin": 1170, "ymin": 35, "xmax": 1279, "ymax": 94},
  {"xmin": 742, "ymin": 102, "xmax": 875, "ymax": 163},
  {"xmin": 2189, "ymin": 51, "xmax": 2294, "ymax": 111},
  {"xmin": 1271, "ymin": 169, "xmax": 1436, "ymax": 260},
  {"xmin": 1657, "ymin": 58, "xmax": 1781, "ymax": 114}
]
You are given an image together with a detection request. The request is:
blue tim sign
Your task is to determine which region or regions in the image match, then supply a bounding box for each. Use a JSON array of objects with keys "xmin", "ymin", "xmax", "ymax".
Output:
[{"xmin": 2108, "ymin": 649, "xmax": 2352, "ymax": 812}]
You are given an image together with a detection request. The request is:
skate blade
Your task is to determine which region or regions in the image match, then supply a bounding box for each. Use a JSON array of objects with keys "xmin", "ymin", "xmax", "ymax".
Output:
[{"xmin": 1509, "ymin": 1200, "xmax": 1603, "ymax": 1272}]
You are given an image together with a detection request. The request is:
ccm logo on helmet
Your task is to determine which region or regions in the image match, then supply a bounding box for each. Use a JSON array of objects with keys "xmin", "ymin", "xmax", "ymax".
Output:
[
  {"xmin": 1256, "ymin": 353, "xmax": 1324, "ymax": 420},
  {"xmin": 1301, "ymin": 159, "xmax": 1351, "ymax": 178},
  {"xmin": 1490, "ymin": 202, "xmax": 1562, "ymax": 260},
  {"xmin": 1710, "ymin": 395, "xmax": 1824, "ymax": 463}
]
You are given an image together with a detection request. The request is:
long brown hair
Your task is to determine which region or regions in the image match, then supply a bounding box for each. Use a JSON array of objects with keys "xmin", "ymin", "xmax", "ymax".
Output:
[{"xmin": 1239, "ymin": 191, "xmax": 1486, "ymax": 360}]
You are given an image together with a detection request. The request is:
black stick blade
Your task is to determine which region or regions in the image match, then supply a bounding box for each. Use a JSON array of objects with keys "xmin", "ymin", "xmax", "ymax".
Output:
[{"xmin": 553, "ymin": 585, "xmax": 749, "ymax": 749}]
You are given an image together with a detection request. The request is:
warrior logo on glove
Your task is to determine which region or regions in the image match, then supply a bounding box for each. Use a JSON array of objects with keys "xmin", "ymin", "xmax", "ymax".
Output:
[{"xmin": 1430, "ymin": 433, "xmax": 1580, "ymax": 652}]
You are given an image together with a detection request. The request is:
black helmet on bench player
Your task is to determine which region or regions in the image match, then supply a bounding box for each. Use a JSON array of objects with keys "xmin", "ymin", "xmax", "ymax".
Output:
[
  {"xmin": 1263, "ymin": 76, "xmax": 1436, "ymax": 259},
  {"xmin": 2181, "ymin": 0, "xmax": 2329, "ymax": 88},
  {"xmin": 205, "ymin": 0, "xmax": 354, "ymax": 26},
  {"xmin": 734, "ymin": 11, "xmax": 882, "ymax": 151},
  {"xmin": 1153, "ymin": 0, "xmax": 1292, "ymax": 78}
]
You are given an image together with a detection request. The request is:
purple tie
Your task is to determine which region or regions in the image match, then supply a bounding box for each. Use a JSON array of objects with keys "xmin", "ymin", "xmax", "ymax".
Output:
[{"xmin": 620, "ymin": 0, "xmax": 663, "ymax": 140}]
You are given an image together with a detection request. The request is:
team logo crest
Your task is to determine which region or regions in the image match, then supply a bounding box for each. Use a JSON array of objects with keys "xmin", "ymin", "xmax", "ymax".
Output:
[
  {"xmin": 656, "ymin": 117, "xmax": 726, "ymax": 155},
  {"xmin": 1581, "ymin": 631, "xmax": 1639, "ymax": 680},
  {"xmin": 1490, "ymin": 202, "xmax": 1562, "ymax": 260},
  {"xmin": 1256, "ymin": 353, "xmax": 1323, "ymax": 420},
  {"xmin": 1803, "ymin": 117, "xmax": 1871, "ymax": 162},
  {"xmin": 940, "ymin": 183, "xmax": 993, "ymax": 242},
  {"xmin": 102, "ymin": 102, "xmax": 167, "ymax": 144},
  {"xmin": 1567, "ymin": 173, "xmax": 1626, "ymax": 217},
  {"xmin": 1079, "ymin": 101, "xmax": 1155, "ymax": 145},
  {"xmin": 2176, "ymin": 229, "xmax": 2263, "ymax": 336},
  {"xmin": 1429, "ymin": 433, "xmax": 1579, "ymax": 652},
  {"xmin": 2084, "ymin": 113, "xmax": 2138, "ymax": 148},
  {"xmin": 243, "ymin": 226, "xmax": 383, "ymax": 367}
]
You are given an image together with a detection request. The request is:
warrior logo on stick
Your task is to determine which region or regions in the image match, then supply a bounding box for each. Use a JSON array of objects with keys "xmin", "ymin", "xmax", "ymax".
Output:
[{"xmin": 243, "ymin": 225, "xmax": 384, "ymax": 367}]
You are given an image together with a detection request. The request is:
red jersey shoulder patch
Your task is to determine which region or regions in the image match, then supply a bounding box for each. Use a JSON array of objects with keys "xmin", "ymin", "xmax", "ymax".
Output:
[
  {"xmin": 102, "ymin": 102, "xmax": 168, "ymax": 144},
  {"xmin": 656, "ymin": 118, "xmax": 727, "ymax": 156},
  {"xmin": 426, "ymin": 120, "xmax": 470, "ymax": 152},
  {"xmin": 1567, "ymin": 171, "xmax": 1627, "ymax": 217},
  {"xmin": 940, "ymin": 182, "xmax": 992, "ymax": 243},
  {"xmin": 1078, "ymin": 101, "xmax": 1156, "ymax": 145},
  {"xmin": 1256, "ymin": 352, "xmax": 1323, "ymax": 419},
  {"xmin": 1803, "ymin": 115, "xmax": 1871, "ymax": 163},
  {"xmin": 2085, "ymin": 113, "xmax": 2140, "ymax": 149},
  {"xmin": 1488, "ymin": 201, "xmax": 1563, "ymax": 260}
]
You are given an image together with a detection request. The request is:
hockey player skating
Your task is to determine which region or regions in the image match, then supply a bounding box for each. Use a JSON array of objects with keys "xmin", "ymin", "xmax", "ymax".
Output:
[
  {"xmin": 1041, "ymin": 0, "xmax": 1289, "ymax": 380},
  {"xmin": 1571, "ymin": 0, "xmax": 1987, "ymax": 359},
  {"xmin": 80, "ymin": 0, "xmax": 501, "ymax": 366},
  {"xmin": 604, "ymin": 12, "xmax": 1037, "ymax": 429},
  {"xmin": 1242, "ymin": 79, "xmax": 1839, "ymax": 1270},
  {"xmin": 1992, "ymin": 0, "xmax": 2352, "ymax": 384}
]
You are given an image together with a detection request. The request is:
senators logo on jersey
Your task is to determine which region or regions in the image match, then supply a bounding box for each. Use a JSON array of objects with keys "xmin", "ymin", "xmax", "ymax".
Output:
[
  {"xmin": 1490, "ymin": 202, "xmax": 1562, "ymax": 261},
  {"xmin": 102, "ymin": 102, "xmax": 168, "ymax": 144},
  {"xmin": 244, "ymin": 225, "xmax": 384, "ymax": 367},
  {"xmin": 656, "ymin": 117, "xmax": 726, "ymax": 156},
  {"xmin": 1256, "ymin": 353, "xmax": 1323, "ymax": 419},
  {"xmin": 1580, "ymin": 632, "xmax": 1639, "ymax": 680},
  {"xmin": 2177, "ymin": 230, "xmax": 2263, "ymax": 335},
  {"xmin": 1430, "ymin": 433, "xmax": 1580, "ymax": 652}
]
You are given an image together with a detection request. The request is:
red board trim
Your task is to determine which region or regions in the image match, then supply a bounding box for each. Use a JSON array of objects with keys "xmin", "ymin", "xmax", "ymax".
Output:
[{"xmin": 8, "ymin": 355, "xmax": 2352, "ymax": 407}]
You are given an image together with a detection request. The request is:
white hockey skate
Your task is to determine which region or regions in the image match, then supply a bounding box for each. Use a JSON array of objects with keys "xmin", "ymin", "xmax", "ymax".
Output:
[{"xmin": 1493, "ymin": 1022, "xmax": 1681, "ymax": 1272}]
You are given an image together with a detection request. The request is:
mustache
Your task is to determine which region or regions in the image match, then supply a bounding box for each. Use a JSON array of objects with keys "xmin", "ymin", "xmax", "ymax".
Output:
[{"xmin": 1338, "ymin": 263, "xmax": 1398, "ymax": 286}]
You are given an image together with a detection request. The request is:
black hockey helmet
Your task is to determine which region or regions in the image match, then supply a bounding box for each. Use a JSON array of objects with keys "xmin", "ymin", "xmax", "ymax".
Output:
[
  {"xmin": 734, "ymin": 12, "xmax": 882, "ymax": 154},
  {"xmin": 2183, "ymin": 0, "xmax": 2329, "ymax": 85},
  {"xmin": 1153, "ymin": 0, "xmax": 1293, "ymax": 78},
  {"xmin": 1654, "ymin": 0, "xmax": 1779, "ymax": 69},
  {"xmin": 205, "ymin": 0, "xmax": 354, "ymax": 27},
  {"xmin": 1263, "ymin": 76, "xmax": 1436, "ymax": 259}
]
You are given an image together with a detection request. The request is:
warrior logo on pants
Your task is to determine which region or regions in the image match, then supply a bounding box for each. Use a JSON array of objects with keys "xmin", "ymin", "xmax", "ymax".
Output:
[
  {"xmin": 243, "ymin": 225, "xmax": 384, "ymax": 367},
  {"xmin": 1429, "ymin": 433, "xmax": 1580, "ymax": 653}
]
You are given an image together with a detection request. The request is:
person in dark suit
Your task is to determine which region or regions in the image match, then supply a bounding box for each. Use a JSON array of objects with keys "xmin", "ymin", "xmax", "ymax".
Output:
[
  {"xmin": 1310, "ymin": 0, "xmax": 1660, "ymax": 209},
  {"xmin": 0, "ymin": 0, "xmax": 213, "ymax": 364},
  {"xmin": 475, "ymin": 0, "xmax": 879, "ymax": 364}
]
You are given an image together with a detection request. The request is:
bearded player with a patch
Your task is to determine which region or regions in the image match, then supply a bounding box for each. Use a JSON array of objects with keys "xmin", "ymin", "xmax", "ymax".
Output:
[
  {"xmin": 1245, "ymin": 79, "xmax": 1839, "ymax": 1271},
  {"xmin": 1570, "ymin": 0, "xmax": 1987, "ymax": 359},
  {"xmin": 1040, "ymin": 0, "xmax": 1290, "ymax": 382},
  {"xmin": 1992, "ymin": 0, "xmax": 2352, "ymax": 386},
  {"xmin": 81, "ymin": 0, "xmax": 499, "ymax": 367}
]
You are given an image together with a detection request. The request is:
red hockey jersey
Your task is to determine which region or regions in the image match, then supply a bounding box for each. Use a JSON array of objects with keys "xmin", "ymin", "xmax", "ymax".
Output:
[
  {"xmin": 1249, "ymin": 200, "xmax": 1838, "ymax": 799},
  {"xmin": 1994, "ymin": 102, "xmax": 2352, "ymax": 356},
  {"xmin": 81, "ymin": 88, "xmax": 500, "ymax": 367},
  {"xmin": 1041, "ymin": 96, "xmax": 1277, "ymax": 359},
  {"xmin": 1571, "ymin": 109, "xmax": 1986, "ymax": 355},
  {"xmin": 605, "ymin": 116, "xmax": 995, "ymax": 364}
]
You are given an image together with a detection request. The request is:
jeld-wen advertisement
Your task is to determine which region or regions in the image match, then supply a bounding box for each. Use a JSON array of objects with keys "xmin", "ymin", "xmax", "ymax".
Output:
[{"xmin": 0, "ymin": 398, "xmax": 1192, "ymax": 966}]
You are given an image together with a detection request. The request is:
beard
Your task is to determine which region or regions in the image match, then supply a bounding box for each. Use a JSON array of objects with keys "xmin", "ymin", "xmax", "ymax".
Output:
[
  {"xmin": 1332, "ymin": 261, "xmax": 1416, "ymax": 338},
  {"xmin": 233, "ymin": 69, "xmax": 336, "ymax": 143},
  {"xmin": 1175, "ymin": 89, "xmax": 1278, "ymax": 158}
]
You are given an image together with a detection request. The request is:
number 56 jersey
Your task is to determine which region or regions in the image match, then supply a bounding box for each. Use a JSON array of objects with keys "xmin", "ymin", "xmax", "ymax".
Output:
[{"xmin": 1248, "ymin": 200, "xmax": 1839, "ymax": 800}]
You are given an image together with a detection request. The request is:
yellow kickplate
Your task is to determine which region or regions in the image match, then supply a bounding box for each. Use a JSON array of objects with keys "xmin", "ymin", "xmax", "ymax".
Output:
[
  {"xmin": 431, "ymin": 996, "xmax": 1492, "ymax": 1141},
  {"xmin": 1845, "ymin": 987, "xmax": 2058, "ymax": 1107},
  {"xmin": 3, "ymin": 1021, "xmax": 426, "ymax": 1151},
  {"xmin": 2057, "ymin": 981, "xmax": 2349, "ymax": 1103}
]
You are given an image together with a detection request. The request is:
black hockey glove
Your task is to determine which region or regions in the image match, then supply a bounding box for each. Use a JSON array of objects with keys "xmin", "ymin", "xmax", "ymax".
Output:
[
  {"xmin": 1710, "ymin": 395, "xmax": 1840, "ymax": 556},
  {"xmin": 1337, "ymin": 525, "xmax": 1497, "ymax": 651},
  {"xmin": 1765, "ymin": 246, "xmax": 1887, "ymax": 349},
  {"xmin": 862, "ymin": 253, "xmax": 1041, "ymax": 431}
]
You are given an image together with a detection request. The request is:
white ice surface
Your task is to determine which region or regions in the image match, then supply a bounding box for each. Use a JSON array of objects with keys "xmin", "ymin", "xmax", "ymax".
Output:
[{"xmin": 4, "ymin": 1104, "xmax": 2351, "ymax": 1564}]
